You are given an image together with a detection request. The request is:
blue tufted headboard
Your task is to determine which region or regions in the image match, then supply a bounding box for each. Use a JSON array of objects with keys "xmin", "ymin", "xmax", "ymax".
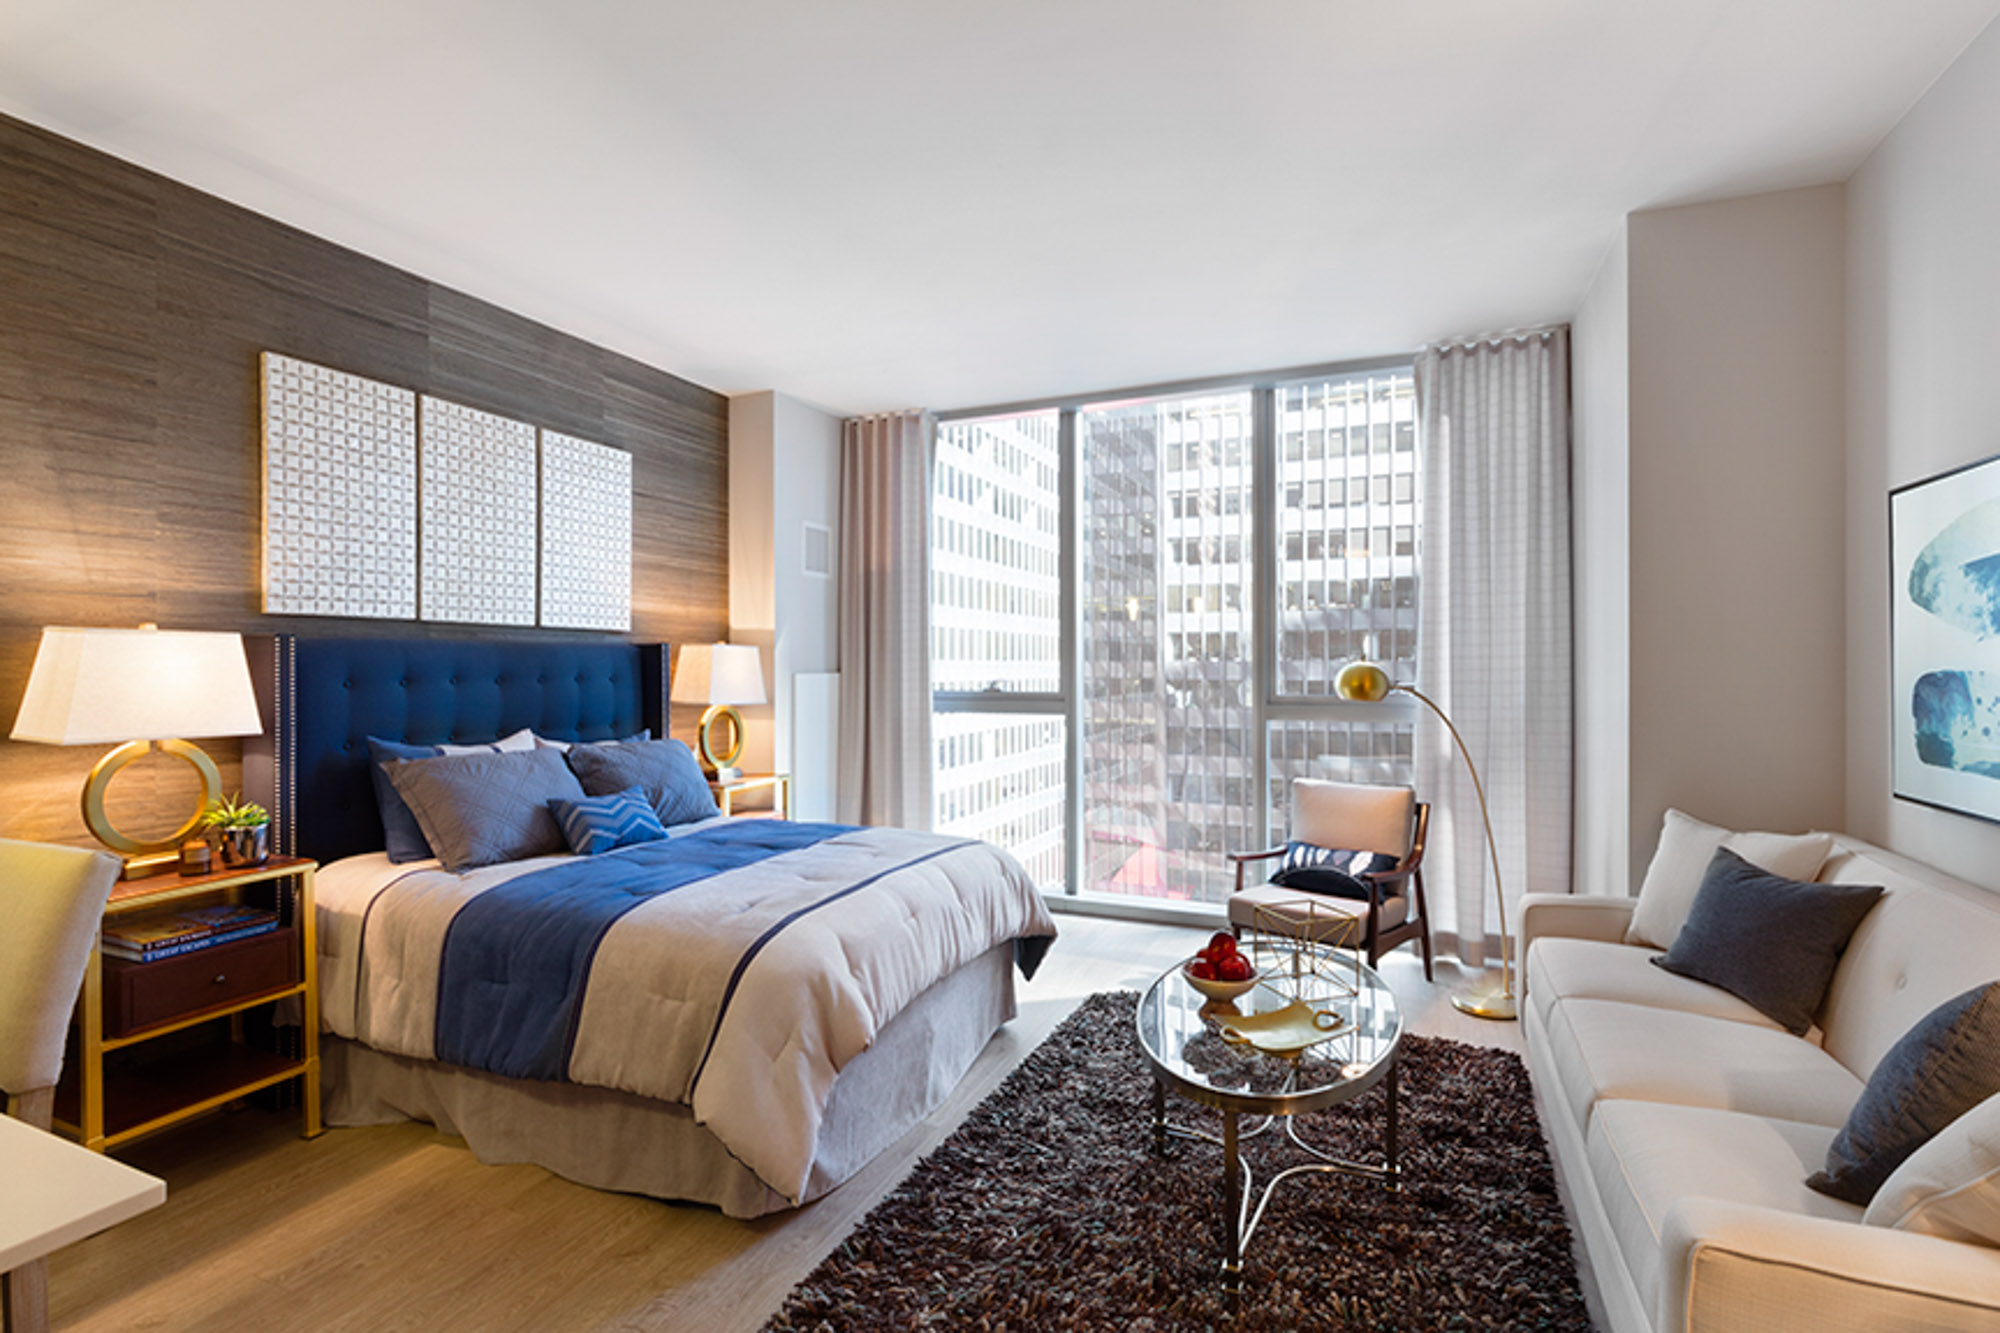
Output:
[{"xmin": 243, "ymin": 635, "xmax": 669, "ymax": 865}]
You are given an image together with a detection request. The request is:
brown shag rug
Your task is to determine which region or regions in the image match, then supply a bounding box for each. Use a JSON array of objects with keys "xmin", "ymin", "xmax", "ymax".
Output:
[{"xmin": 766, "ymin": 991, "xmax": 1589, "ymax": 1332}]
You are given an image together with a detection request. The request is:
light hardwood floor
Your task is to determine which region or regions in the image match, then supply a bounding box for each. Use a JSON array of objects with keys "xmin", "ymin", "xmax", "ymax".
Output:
[{"xmin": 49, "ymin": 915, "xmax": 1523, "ymax": 1332}]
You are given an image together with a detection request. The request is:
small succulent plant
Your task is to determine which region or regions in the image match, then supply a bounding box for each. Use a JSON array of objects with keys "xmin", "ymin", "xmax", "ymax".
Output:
[{"xmin": 199, "ymin": 792, "xmax": 270, "ymax": 829}]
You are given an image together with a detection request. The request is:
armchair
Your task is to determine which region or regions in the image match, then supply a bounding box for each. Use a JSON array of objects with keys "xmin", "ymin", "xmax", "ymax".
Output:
[{"xmin": 1226, "ymin": 779, "xmax": 1433, "ymax": 978}]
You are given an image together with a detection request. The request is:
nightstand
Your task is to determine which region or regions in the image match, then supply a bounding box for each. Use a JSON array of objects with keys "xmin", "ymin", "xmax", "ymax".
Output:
[
  {"xmin": 710, "ymin": 772, "xmax": 792, "ymax": 819},
  {"xmin": 56, "ymin": 855, "xmax": 321, "ymax": 1153}
]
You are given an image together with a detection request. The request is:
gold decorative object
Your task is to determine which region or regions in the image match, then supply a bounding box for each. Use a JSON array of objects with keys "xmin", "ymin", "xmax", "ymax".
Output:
[
  {"xmin": 1336, "ymin": 658, "xmax": 1517, "ymax": 1021},
  {"xmin": 1217, "ymin": 998, "xmax": 1346, "ymax": 1057},
  {"xmin": 11, "ymin": 626, "xmax": 264, "ymax": 879},
  {"xmin": 1246, "ymin": 899, "xmax": 1361, "ymax": 1003}
]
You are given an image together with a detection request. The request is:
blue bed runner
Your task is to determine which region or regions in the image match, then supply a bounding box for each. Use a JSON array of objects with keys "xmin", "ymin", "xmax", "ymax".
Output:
[{"xmin": 434, "ymin": 820, "xmax": 854, "ymax": 1079}]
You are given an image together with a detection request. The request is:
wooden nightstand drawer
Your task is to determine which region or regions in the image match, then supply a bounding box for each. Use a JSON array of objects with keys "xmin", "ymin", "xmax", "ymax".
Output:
[{"xmin": 103, "ymin": 927, "xmax": 300, "ymax": 1038}]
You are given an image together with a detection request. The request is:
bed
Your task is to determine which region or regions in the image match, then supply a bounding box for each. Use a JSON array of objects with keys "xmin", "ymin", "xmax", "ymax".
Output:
[{"xmin": 243, "ymin": 635, "xmax": 1056, "ymax": 1218}]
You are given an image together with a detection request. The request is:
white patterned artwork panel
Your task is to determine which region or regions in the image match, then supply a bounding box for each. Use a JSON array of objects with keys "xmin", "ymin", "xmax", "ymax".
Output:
[
  {"xmin": 540, "ymin": 430, "xmax": 632, "ymax": 631},
  {"xmin": 420, "ymin": 396, "xmax": 538, "ymax": 626},
  {"xmin": 261, "ymin": 353, "xmax": 418, "ymax": 619}
]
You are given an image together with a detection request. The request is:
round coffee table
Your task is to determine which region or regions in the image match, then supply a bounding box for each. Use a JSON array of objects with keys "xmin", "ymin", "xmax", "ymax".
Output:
[{"xmin": 1134, "ymin": 943, "xmax": 1403, "ymax": 1292}]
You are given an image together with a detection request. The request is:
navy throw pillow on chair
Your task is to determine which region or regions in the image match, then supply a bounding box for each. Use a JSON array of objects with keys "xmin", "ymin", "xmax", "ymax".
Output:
[{"xmin": 1269, "ymin": 843, "xmax": 1400, "ymax": 901}]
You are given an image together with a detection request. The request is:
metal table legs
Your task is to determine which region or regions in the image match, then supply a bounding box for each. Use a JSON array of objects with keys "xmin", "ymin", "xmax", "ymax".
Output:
[{"xmin": 1150, "ymin": 1060, "xmax": 1402, "ymax": 1293}]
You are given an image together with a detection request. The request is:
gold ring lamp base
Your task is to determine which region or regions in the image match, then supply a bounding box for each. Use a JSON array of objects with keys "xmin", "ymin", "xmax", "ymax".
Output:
[
  {"xmin": 696, "ymin": 704, "xmax": 746, "ymax": 776},
  {"xmin": 1335, "ymin": 660, "xmax": 1518, "ymax": 1023},
  {"xmin": 83, "ymin": 738, "xmax": 223, "ymax": 880}
]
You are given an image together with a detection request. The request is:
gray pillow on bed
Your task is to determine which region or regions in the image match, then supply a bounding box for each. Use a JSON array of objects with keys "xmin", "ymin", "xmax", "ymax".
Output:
[
  {"xmin": 564, "ymin": 738, "xmax": 719, "ymax": 826},
  {"xmin": 384, "ymin": 747, "xmax": 588, "ymax": 872}
]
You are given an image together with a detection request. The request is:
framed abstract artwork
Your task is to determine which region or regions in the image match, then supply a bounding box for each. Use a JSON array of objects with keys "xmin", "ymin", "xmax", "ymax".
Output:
[{"xmin": 1891, "ymin": 452, "xmax": 2000, "ymax": 823}]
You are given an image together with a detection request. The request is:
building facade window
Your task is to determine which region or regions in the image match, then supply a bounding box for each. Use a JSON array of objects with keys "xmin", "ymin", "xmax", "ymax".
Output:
[{"xmin": 931, "ymin": 362, "xmax": 1417, "ymax": 910}]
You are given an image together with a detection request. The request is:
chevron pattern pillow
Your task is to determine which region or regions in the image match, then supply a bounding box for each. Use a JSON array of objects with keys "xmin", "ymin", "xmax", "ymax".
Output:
[{"xmin": 549, "ymin": 785, "xmax": 670, "ymax": 856}]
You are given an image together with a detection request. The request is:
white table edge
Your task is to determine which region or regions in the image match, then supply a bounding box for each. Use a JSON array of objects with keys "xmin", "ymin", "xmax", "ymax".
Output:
[{"xmin": 0, "ymin": 1116, "xmax": 166, "ymax": 1272}]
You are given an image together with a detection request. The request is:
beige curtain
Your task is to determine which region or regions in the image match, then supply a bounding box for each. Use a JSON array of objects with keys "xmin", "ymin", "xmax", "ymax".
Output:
[
  {"xmin": 1415, "ymin": 326, "xmax": 1572, "ymax": 966},
  {"xmin": 836, "ymin": 411, "xmax": 934, "ymax": 829}
]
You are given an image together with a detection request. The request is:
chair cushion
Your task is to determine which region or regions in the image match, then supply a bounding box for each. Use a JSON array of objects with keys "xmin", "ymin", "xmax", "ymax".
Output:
[
  {"xmin": 1587, "ymin": 1100, "xmax": 1859, "ymax": 1314},
  {"xmin": 1654, "ymin": 848, "xmax": 1883, "ymax": 1035},
  {"xmin": 1228, "ymin": 884, "xmax": 1404, "ymax": 944},
  {"xmin": 1524, "ymin": 937, "xmax": 1786, "ymax": 1035},
  {"xmin": 1268, "ymin": 843, "xmax": 1399, "ymax": 901},
  {"xmin": 1811, "ymin": 982, "xmax": 2000, "ymax": 1205},
  {"xmin": 1545, "ymin": 998, "xmax": 1865, "ymax": 1133},
  {"xmin": 1627, "ymin": 808, "xmax": 1834, "ymax": 949},
  {"xmin": 1290, "ymin": 780, "xmax": 1412, "ymax": 857},
  {"xmin": 1864, "ymin": 1089, "xmax": 2000, "ymax": 1246}
]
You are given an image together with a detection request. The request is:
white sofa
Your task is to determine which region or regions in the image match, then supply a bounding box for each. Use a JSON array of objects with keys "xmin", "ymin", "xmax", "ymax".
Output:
[{"xmin": 1520, "ymin": 833, "xmax": 2000, "ymax": 1332}]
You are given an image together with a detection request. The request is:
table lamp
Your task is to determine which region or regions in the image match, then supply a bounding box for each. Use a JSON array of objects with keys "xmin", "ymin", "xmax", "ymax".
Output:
[
  {"xmin": 671, "ymin": 642, "xmax": 765, "ymax": 781},
  {"xmin": 1334, "ymin": 659, "xmax": 1516, "ymax": 1021},
  {"xmin": 11, "ymin": 625, "xmax": 264, "ymax": 879}
]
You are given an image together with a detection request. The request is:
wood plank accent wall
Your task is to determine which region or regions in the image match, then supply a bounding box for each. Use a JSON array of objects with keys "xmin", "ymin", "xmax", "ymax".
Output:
[{"xmin": 0, "ymin": 113, "xmax": 730, "ymax": 848}]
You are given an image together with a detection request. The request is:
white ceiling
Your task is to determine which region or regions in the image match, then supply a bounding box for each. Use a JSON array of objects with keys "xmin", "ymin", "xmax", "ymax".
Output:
[{"xmin": 3, "ymin": 1, "xmax": 1995, "ymax": 415}]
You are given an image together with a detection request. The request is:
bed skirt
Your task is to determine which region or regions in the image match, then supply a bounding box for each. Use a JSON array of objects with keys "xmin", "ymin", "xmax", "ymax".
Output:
[{"xmin": 321, "ymin": 941, "xmax": 1017, "ymax": 1217}]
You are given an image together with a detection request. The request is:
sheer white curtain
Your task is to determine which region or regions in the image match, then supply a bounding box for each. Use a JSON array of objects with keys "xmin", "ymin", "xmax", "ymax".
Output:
[
  {"xmin": 837, "ymin": 410, "xmax": 934, "ymax": 829},
  {"xmin": 1415, "ymin": 327, "xmax": 1572, "ymax": 966}
]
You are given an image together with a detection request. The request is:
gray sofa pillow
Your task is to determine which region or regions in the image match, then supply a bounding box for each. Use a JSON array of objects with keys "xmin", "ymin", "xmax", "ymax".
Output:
[
  {"xmin": 564, "ymin": 738, "xmax": 719, "ymax": 827},
  {"xmin": 384, "ymin": 747, "xmax": 587, "ymax": 872},
  {"xmin": 1810, "ymin": 981, "xmax": 2000, "ymax": 1205},
  {"xmin": 1653, "ymin": 847, "xmax": 1882, "ymax": 1035}
]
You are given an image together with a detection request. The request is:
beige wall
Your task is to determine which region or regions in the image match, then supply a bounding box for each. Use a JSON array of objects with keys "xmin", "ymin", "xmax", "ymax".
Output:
[
  {"xmin": 727, "ymin": 391, "xmax": 841, "ymax": 796},
  {"xmin": 1846, "ymin": 17, "xmax": 2000, "ymax": 890},
  {"xmin": 1571, "ymin": 226, "xmax": 1631, "ymax": 894},
  {"xmin": 1571, "ymin": 185, "xmax": 1848, "ymax": 892}
]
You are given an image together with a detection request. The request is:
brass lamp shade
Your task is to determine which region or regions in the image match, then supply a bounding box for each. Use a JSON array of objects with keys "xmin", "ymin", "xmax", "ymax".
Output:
[
  {"xmin": 1335, "ymin": 658, "xmax": 1516, "ymax": 1021},
  {"xmin": 11, "ymin": 625, "xmax": 264, "ymax": 877}
]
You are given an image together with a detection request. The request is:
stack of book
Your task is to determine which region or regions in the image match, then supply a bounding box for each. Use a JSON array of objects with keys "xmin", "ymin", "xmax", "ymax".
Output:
[{"xmin": 102, "ymin": 903, "xmax": 281, "ymax": 963}]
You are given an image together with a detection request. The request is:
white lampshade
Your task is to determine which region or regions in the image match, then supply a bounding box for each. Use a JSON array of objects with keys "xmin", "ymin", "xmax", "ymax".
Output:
[
  {"xmin": 11, "ymin": 626, "xmax": 263, "ymax": 745},
  {"xmin": 671, "ymin": 642, "xmax": 766, "ymax": 708}
]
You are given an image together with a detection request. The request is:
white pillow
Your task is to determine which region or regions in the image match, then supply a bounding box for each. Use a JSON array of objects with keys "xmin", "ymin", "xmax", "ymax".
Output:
[
  {"xmin": 440, "ymin": 726, "xmax": 535, "ymax": 755},
  {"xmin": 1863, "ymin": 1091, "xmax": 2000, "ymax": 1247},
  {"xmin": 1625, "ymin": 809, "xmax": 1834, "ymax": 948}
]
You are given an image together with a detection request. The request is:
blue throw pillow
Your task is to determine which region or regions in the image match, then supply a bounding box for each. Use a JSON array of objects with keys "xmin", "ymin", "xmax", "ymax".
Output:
[
  {"xmin": 1269, "ymin": 843, "xmax": 1400, "ymax": 901},
  {"xmin": 1808, "ymin": 981, "xmax": 2000, "ymax": 1205},
  {"xmin": 564, "ymin": 738, "xmax": 720, "ymax": 826},
  {"xmin": 548, "ymin": 786, "xmax": 669, "ymax": 856}
]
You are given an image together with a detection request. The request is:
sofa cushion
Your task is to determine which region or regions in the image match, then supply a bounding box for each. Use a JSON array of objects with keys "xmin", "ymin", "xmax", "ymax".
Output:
[
  {"xmin": 1864, "ymin": 1090, "xmax": 2000, "ymax": 1246},
  {"xmin": 1818, "ymin": 845, "xmax": 2000, "ymax": 1082},
  {"xmin": 1810, "ymin": 982, "xmax": 2000, "ymax": 1205},
  {"xmin": 1587, "ymin": 1100, "xmax": 1860, "ymax": 1315},
  {"xmin": 1546, "ymin": 999, "xmax": 1865, "ymax": 1134},
  {"xmin": 1526, "ymin": 936, "xmax": 1787, "ymax": 1034},
  {"xmin": 1654, "ymin": 848, "xmax": 1883, "ymax": 1035},
  {"xmin": 1627, "ymin": 808, "xmax": 1834, "ymax": 949}
]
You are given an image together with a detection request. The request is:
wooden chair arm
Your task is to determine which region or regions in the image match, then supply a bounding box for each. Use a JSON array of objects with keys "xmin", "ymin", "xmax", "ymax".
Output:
[{"xmin": 1226, "ymin": 847, "xmax": 1287, "ymax": 865}]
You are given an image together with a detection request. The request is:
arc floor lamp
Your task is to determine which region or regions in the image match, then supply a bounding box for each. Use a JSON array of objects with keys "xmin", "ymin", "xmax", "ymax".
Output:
[{"xmin": 1334, "ymin": 659, "xmax": 1516, "ymax": 1021}]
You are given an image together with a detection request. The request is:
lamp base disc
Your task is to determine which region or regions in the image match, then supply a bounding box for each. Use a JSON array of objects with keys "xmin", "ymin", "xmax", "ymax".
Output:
[
  {"xmin": 1451, "ymin": 989, "xmax": 1519, "ymax": 1022},
  {"xmin": 120, "ymin": 850, "xmax": 180, "ymax": 881}
]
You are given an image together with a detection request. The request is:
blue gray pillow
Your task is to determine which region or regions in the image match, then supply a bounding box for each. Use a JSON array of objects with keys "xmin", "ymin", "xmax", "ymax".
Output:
[
  {"xmin": 549, "ymin": 786, "xmax": 669, "ymax": 856},
  {"xmin": 383, "ymin": 747, "xmax": 587, "ymax": 873},
  {"xmin": 564, "ymin": 738, "xmax": 719, "ymax": 827},
  {"xmin": 1809, "ymin": 981, "xmax": 2000, "ymax": 1205},
  {"xmin": 368, "ymin": 730, "xmax": 532, "ymax": 863},
  {"xmin": 1269, "ymin": 843, "xmax": 1400, "ymax": 901},
  {"xmin": 1653, "ymin": 847, "xmax": 1883, "ymax": 1035}
]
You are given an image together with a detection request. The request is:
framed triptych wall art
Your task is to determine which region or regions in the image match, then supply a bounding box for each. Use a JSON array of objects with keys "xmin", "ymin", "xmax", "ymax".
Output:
[{"xmin": 1891, "ymin": 451, "xmax": 2000, "ymax": 824}]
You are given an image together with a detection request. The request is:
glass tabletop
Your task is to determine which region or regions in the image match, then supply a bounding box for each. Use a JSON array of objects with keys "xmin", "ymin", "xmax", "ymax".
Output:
[{"xmin": 1134, "ymin": 942, "xmax": 1403, "ymax": 1115}]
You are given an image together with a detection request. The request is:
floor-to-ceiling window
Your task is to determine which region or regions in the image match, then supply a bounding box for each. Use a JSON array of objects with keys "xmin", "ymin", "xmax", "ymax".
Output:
[{"xmin": 932, "ymin": 361, "xmax": 1418, "ymax": 912}]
